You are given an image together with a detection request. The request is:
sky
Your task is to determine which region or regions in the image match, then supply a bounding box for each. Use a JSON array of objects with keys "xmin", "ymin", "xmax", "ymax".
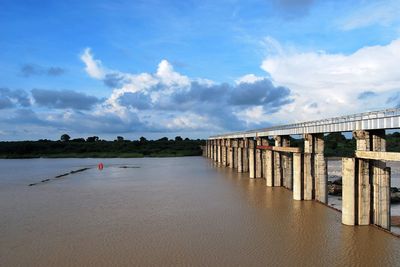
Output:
[{"xmin": 1, "ymin": 0, "xmax": 400, "ymax": 141}]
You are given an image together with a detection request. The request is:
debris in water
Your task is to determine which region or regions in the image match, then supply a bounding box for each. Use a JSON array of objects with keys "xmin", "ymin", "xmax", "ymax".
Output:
[
  {"xmin": 119, "ymin": 166, "xmax": 140, "ymax": 169},
  {"xmin": 28, "ymin": 167, "xmax": 91, "ymax": 186}
]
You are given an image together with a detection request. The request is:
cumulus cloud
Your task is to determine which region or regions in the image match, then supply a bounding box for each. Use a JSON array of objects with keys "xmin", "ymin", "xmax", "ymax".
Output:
[
  {"xmin": 3, "ymin": 47, "xmax": 295, "ymax": 138},
  {"xmin": 0, "ymin": 88, "xmax": 30, "ymax": 109},
  {"xmin": 77, "ymin": 48, "xmax": 293, "ymax": 133},
  {"xmin": 261, "ymin": 38, "xmax": 400, "ymax": 121},
  {"xmin": 80, "ymin": 48, "xmax": 105, "ymax": 79},
  {"xmin": 20, "ymin": 64, "xmax": 65, "ymax": 77},
  {"xmin": 31, "ymin": 89, "xmax": 101, "ymax": 110}
]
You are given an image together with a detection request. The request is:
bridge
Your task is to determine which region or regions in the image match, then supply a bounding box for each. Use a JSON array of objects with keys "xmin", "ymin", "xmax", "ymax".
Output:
[{"xmin": 204, "ymin": 108, "xmax": 400, "ymax": 232}]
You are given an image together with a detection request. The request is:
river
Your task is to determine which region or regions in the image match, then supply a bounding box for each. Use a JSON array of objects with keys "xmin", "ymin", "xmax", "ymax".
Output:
[{"xmin": 1, "ymin": 157, "xmax": 399, "ymax": 266}]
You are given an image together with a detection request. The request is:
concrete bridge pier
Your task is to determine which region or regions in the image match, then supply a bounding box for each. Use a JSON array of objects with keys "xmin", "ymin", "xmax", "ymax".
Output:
[
  {"xmin": 232, "ymin": 139, "xmax": 238, "ymax": 169},
  {"xmin": 273, "ymin": 136, "xmax": 282, "ymax": 186},
  {"xmin": 265, "ymin": 148, "xmax": 274, "ymax": 187},
  {"xmin": 213, "ymin": 140, "xmax": 217, "ymax": 162},
  {"xmin": 342, "ymin": 157, "xmax": 356, "ymax": 225},
  {"xmin": 237, "ymin": 139, "xmax": 243, "ymax": 173},
  {"xmin": 227, "ymin": 139, "xmax": 233, "ymax": 168},
  {"xmin": 303, "ymin": 134, "xmax": 327, "ymax": 203},
  {"xmin": 255, "ymin": 138, "xmax": 263, "ymax": 178},
  {"xmin": 248, "ymin": 139, "xmax": 256, "ymax": 178},
  {"xmin": 218, "ymin": 139, "xmax": 222, "ymax": 164},
  {"xmin": 261, "ymin": 138, "xmax": 269, "ymax": 182},
  {"xmin": 353, "ymin": 130, "xmax": 371, "ymax": 225},
  {"xmin": 243, "ymin": 138, "xmax": 249, "ymax": 173},
  {"xmin": 221, "ymin": 139, "xmax": 227, "ymax": 167},
  {"xmin": 342, "ymin": 156, "xmax": 391, "ymax": 231},
  {"xmin": 352, "ymin": 130, "xmax": 390, "ymax": 229},
  {"xmin": 281, "ymin": 136, "xmax": 293, "ymax": 190},
  {"xmin": 293, "ymin": 152, "xmax": 303, "ymax": 200}
]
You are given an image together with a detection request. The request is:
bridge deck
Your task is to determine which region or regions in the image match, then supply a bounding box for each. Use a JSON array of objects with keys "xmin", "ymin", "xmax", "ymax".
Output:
[{"xmin": 209, "ymin": 108, "xmax": 400, "ymax": 139}]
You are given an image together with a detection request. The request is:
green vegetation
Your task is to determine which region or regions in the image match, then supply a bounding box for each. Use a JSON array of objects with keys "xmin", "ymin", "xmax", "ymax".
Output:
[
  {"xmin": 323, "ymin": 132, "xmax": 400, "ymax": 157},
  {"xmin": 280, "ymin": 132, "xmax": 400, "ymax": 157},
  {"xmin": 0, "ymin": 135, "xmax": 205, "ymax": 158},
  {"xmin": 1, "ymin": 132, "xmax": 400, "ymax": 159},
  {"xmin": 324, "ymin": 132, "xmax": 356, "ymax": 157}
]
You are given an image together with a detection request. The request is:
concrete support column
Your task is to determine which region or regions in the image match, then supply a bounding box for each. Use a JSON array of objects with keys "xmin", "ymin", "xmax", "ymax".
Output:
[
  {"xmin": 303, "ymin": 153, "xmax": 313, "ymax": 200},
  {"xmin": 371, "ymin": 129, "xmax": 388, "ymax": 227},
  {"xmin": 213, "ymin": 140, "xmax": 217, "ymax": 161},
  {"xmin": 293, "ymin": 152, "xmax": 303, "ymax": 200},
  {"xmin": 217, "ymin": 139, "xmax": 222, "ymax": 164},
  {"xmin": 273, "ymin": 136, "xmax": 282, "ymax": 186},
  {"xmin": 353, "ymin": 130, "xmax": 371, "ymax": 225},
  {"xmin": 372, "ymin": 161, "xmax": 391, "ymax": 230},
  {"xmin": 227, "ymin": 139, "xmax": 233, "ymax": 168},
  {"xmin": 261, "ymin": 138, "xmax": 269, "ymax": 181},
  {"xmin": 281, "ymin": 136, "xmax": 293, "ymax": 190},
  {"xmin": 303, "ymin": 133, "xmax": 327, "ymax": 203},
  {"xmin": 314, "ymin": 134, "xmax": 327, "ymax": 203},
  {"xmin": 380, "ymin": 167, "xmax": 391, "ymax": 230},
  {"xmin": 255, "ymin": 138, "xmax": 263, "ymax": 178},
  {"xmin": 368, "ymin": 130, "xmax": 389, "ymax": 229},
  {"xmin": 351, "ymin": 129, "xmax": 390, "ymax": 229},
  {"xmin": 248, "ymin": 139, "xmax": 255, "ymax": 178},
  {"xmin": 233, "ymin": 140, "xmax": 238, "ymax": 169},
  {"xmin": 265, "ymin": 150, "xmax": 274, "ymax": 187},
  {"xmin": 303, "ymin": 135, "xmax": 313, "ymax": 199},
  {"xmin": 242, "ymin": 138, "xmax": 249, "ymax": 173},
  {"xmin": 222, "ymin": 139, "xmax": 227, "ymax": 167},
  {"xmin": 209, "ymin": 140, "xmax": 212, "ymax": 159},
  {"xmin": 342, "ymin": 157, "xmax": 356, "ymax": 225},
  {"xmin": 237, "ymin": 139, "xmax": 243, "ymax": 173}
]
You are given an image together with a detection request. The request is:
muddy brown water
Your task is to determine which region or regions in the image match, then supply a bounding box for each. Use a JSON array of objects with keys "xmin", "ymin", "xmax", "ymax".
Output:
[{"xmin": 1, "ymin": 157, "xmax": 399, "ymax": 266}]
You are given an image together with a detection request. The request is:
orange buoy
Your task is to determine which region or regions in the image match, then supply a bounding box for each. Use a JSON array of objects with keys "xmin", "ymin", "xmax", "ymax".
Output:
[{"xmin": 98, "ymin": 163, "xmax": 104, "ymax": 170}]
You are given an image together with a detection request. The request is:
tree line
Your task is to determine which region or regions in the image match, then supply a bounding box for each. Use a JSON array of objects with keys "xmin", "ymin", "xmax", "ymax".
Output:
[
  {"xmin": 1, "ymin": 132, "xmax": 399, "ymax": 158},
  {"xmin": 0, "ymin": 135, "xmax": 205, "ymax": 158}
]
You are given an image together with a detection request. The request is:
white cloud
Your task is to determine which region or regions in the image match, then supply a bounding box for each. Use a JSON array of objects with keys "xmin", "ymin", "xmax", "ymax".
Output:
[
  {"xmin": 261, "ymin": 38, "xmax": 400, "ymax": 121},
  {"xmin": 80, "ymin": 48, "xmax": 106, "ymax": 79},
  {"xmin": 234, "ymin": 106, "xmax": 267, "ymax": 125},
  {"xmin": 165, "ymin": 114, "xmax": 209, "ymax": 130},
  {"xmin": 74, "ymin": 47, "xmax": 291, "ymax": 136},
  {"xmin": 236, "ymin": 74, "xmax": 264, "ymax": 84},
  {"xmin": 156, "ymin": 60, "xmax": 190, "ymax": 88}
]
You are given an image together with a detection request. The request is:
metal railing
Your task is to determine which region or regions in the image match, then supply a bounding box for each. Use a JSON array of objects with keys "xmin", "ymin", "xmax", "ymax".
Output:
[{"xmin": 209, "ymin": 108, "xmax": 400, "ymax": 139}]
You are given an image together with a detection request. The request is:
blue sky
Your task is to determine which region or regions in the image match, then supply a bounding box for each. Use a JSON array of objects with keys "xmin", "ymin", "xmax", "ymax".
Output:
[{"xmin": 1, "ymin": 0, "xmax": 400, "ymax": 140}]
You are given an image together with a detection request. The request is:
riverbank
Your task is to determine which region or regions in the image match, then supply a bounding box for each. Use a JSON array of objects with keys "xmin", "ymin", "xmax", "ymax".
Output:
[
  {"xmin": 0, "ymin": 138, "xmax": 204, "ymax": 158},
  {"xmin": 0, "ymin": 152, "xmax": 200, "ymax": 159}
]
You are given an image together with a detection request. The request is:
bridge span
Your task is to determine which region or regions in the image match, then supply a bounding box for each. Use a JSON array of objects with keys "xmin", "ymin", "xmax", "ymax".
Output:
[{"xmin": 205, "ymin": 108, "xmax": 400, "ymax": 232}]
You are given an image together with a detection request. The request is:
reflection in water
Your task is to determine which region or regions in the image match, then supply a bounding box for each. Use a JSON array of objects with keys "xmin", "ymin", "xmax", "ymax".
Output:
[{"xmin": 0, "ymin": 157, "xmax": 399, "ymax": 266}]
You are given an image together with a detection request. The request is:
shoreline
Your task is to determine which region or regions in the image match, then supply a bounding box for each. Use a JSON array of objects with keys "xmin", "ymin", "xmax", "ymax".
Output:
[{"xmin": 0, "ymin": 154, "xmax": 202, "ymax": 159}]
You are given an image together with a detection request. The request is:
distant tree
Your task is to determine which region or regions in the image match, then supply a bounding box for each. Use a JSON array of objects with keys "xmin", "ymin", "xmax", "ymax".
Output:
[
  {"xmin": 392, "ymin": 132, "xmax": 400, "ymax": 138},
  {"xmin": 157, "ymin": 137, "xmax": 168, "ymax": 141},
  {"xmin": 60, "ymin": 134, "xmax": 70, "ymax": 142},
  {"xmin": 117, "ymin": 136, "xmax": 124, "ymax": 142},
  {"xmin": 139, "ymin": 136, "xmax": 147, "ymax": 143},
  {"xmin": 71, "ymin": 138, "xmax": 85, "ymax": 142},
  {"xmin": 184, "ymin": 137, "xmax": 190, "ymax": 141},
  {"xmin": 175, "ymin": 136, "xmax": 183, "ymax": 141},
  {"xmin": 86, "ymin": 136, "xmax": 99, "ymax": 142}
]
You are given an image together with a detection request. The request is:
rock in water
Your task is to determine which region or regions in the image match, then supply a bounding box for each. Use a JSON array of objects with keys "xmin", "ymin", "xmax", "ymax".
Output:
[{"xmin": 328, "ymin": 184, "xmax": 342, "ymax": 196}]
